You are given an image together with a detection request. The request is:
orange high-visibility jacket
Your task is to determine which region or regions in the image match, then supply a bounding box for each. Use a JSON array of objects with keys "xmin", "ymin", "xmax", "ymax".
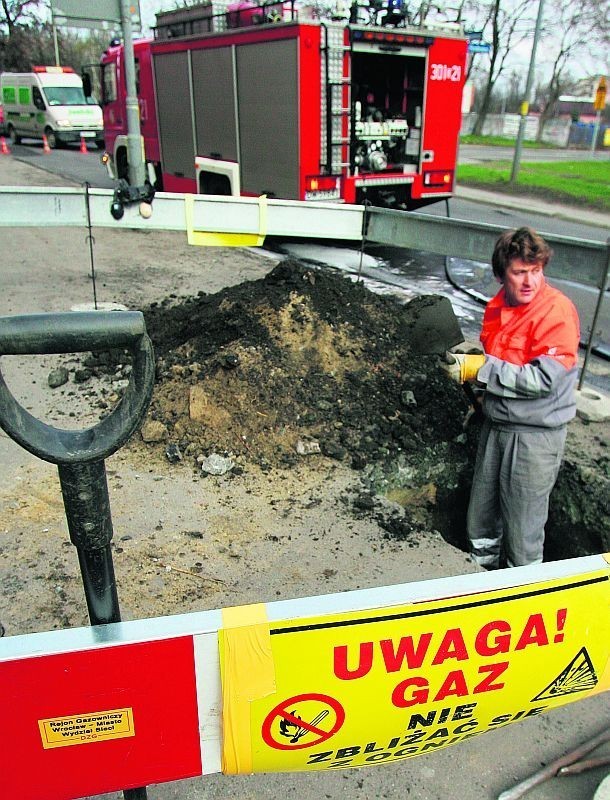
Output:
[
  {"xmin": 477, "ymin": 282, "xmax": 580, "ymax": 429},
  {"xmin": 481, "ymin": 282, "xmax": 580, "ymax": 369}
]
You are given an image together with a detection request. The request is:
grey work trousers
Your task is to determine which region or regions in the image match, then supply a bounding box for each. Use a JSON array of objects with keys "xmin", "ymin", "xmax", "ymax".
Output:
[{"xmin": 467, "ymin": 419, "xmax": 567, "ymax": 569}]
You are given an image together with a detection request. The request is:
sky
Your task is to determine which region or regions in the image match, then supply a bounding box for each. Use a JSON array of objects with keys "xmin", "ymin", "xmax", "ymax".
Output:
[
  {"xmin": 139, "ymin": 0, "xmax": 173, "ymax": 34},
  {"xmin": 136, "ymin": 0, "xmax": 606, "ymax": 87}
]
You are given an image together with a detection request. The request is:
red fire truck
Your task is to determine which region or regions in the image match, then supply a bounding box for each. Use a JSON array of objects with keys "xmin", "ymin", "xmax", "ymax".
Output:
[{"xmin": 99, "ymin": 1, "xmax": 467, "ymax": 209}]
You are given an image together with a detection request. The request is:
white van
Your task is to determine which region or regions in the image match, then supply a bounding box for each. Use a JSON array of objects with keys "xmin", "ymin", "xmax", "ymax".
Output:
[{"xmin": 0, "ymin": 66, "xmax": 104, "ymax": 149}]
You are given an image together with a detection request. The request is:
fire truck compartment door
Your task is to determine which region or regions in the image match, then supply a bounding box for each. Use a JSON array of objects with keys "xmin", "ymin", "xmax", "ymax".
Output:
[
  {"xmin": 154, "ymin": 51, "xmax": 195, "ymax": 178},
  {"xmin": 192, "ymin": 47, "xmax": 238, "ymax": 163},
  {"xmin": 235, "ymin": 40, "xmax": 299, "ymax": 200}
]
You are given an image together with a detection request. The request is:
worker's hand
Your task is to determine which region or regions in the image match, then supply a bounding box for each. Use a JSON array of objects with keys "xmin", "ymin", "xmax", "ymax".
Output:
[{"xmin": 442, "ymin": 352, "xmax": 486, "ymax": 383}]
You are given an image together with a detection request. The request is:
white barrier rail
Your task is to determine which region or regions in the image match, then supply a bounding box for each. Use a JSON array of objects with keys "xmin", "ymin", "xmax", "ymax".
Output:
[{"xmin": 0, "ymin": 187, "xmax": 365, "ymax": 241}]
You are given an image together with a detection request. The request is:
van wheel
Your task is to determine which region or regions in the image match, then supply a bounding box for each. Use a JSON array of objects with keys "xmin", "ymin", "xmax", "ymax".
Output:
[
  {"xmin": 7, "ymin": 125, "xmax": 20, "ymax": 145},
  {"xmin": 44, "ymin": 127, "xmax": 58, "ymax": 149}
]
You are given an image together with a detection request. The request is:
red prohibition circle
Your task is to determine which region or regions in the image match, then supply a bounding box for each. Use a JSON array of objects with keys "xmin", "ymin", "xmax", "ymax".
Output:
[{"xmin": 262, "ymin": 692, "xmax": 345, "ymax": 750}]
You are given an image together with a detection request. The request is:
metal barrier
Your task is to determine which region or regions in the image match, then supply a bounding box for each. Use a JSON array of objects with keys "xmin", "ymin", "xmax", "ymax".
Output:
[
  {"xmin": 366, "ymin": 207, "xmax": 610, "ymax": 290},
  {"xmin": 1, "ymin": 186, "xmax": 607, "ymax": 382}
]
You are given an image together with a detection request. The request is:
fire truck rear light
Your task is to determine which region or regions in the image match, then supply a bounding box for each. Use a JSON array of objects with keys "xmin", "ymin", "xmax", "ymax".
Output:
[
  {"xmin": 423, "ymin": 170, "xmax": 454, "ymax": 187},
  {"xmin": 305, "ymin": 175, "xmax": 340, "ymax": 199}
]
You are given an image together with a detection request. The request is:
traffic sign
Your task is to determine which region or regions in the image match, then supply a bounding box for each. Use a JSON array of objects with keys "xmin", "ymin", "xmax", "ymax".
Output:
[
  {"xmin": 468, "ymin": 42, "xmax": 491, "ymax": 54},
  {"xmin": 594, "ymin": 76, "xmax": 607, "ymax": 111}
]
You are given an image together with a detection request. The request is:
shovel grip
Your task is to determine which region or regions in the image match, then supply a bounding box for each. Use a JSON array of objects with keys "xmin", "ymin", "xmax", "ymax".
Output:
[
  {"xmin": 0, "ymin": 311, "xmax": 155, "ymax": 465},
  {"xmin": 0, "ymin": 311, "xmax": 146, "ymax": 355}
]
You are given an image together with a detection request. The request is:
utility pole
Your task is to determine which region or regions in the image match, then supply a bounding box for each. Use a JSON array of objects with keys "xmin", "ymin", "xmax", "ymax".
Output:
[
  {"xmin": 121, "ymin": 0, "xmax": 145, "ymax": 186},
  {"xmin": 50, "ymin": 5, "xmax": 60, "ymax": 65},
  {"xmin": 510, "ymin": 0, "xmax": 544, "ymax": 184},
  {"xmin": 591, "ymin": 77, "xmax": 607, "ymax": 156}
]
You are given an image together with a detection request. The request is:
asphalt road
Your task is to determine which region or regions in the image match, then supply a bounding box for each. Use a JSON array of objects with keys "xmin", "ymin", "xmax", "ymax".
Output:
[{"xmin": 6, "ymin": 137, "xmax": 116, "ymax": 189}]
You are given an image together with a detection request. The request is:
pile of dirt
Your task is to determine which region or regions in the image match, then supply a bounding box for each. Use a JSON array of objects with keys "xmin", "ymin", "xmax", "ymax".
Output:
[
  {"xmin": 135, "ymin": 260, "xmax": 472, "ymax": 471},
  {"xmin": 78, "ymin": 259, "xmax": 608, "ymax": 560}
]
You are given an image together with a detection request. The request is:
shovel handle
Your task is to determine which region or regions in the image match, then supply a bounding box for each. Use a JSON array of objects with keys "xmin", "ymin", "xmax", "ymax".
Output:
[
  {"xmin": 0, "ymin": 311, "xmax": 146, "ymax": 355},
  {"xmin": 0, "ymin": 311, "xmax": 155, "ymax": 465}
]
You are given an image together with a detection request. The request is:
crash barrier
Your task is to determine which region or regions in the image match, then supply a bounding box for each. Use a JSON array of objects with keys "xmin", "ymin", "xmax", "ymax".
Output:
[
  {"xmin": 0, "ymin": 555, "xmax": 609, "ymax": 798},
  {"xmin": 0, "ymin": 186, "xmax": 607, "ymax": 287},
  {"xmin": 0, "ymin": 186, "xmax": 608, "ymax": 381}
]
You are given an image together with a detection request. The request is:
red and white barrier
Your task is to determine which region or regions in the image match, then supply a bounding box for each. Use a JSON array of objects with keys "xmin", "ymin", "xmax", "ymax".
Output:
[{"xmin": 2, "ymin": 555, "xmax": 610, "ymax": 799}]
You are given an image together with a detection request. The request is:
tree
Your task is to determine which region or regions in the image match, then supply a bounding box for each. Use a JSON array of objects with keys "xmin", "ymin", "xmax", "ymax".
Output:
[
  {"xmin": 536, "ymin": 0, "xmax": 608, "ymax": 140},
  {"xmin": 470, "ymin": 0, "xmax": 534, "ymax": 135},
  {"xmin": 0, "ymin": 18, "xmax": 110, "ymax": 72},
  {"xmin": 0, "ymin": 0, "xmax": 42, "ymax": 35}
]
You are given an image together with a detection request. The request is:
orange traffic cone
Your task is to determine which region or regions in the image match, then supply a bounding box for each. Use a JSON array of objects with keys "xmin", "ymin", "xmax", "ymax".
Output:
[
  {"xmin": 79, "ymin": 134, "xmax": 88, "ymax": 154},
  {"xmin": 42, "ymin": 134, "xmax": 51, "ymax": 154},
  {"xmin": 0, "ymin": 137, "xmax": 9, "ymax": 155}
]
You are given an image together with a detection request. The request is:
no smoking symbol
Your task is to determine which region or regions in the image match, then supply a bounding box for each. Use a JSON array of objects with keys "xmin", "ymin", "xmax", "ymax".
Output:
[{"xmin": 262, "ymin": 693, "xmax": 345, "ymax": 750}]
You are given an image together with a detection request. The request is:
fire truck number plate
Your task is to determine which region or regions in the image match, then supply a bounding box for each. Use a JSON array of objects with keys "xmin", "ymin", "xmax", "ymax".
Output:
[{"xmin": 430, "ymin": 64, "xmax": 462, "ymax": 82}]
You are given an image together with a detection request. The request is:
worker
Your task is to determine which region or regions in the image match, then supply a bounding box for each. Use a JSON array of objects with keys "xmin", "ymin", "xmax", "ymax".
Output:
[{"xmin": 443, "ymin": 227, "xmax": 580, "ymax": 569}]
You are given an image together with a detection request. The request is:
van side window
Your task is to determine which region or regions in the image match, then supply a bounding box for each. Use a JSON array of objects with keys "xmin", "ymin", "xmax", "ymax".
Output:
[
  {"xmin": 32, "ymin": 86, "xmax": 46, "ymax": 110},
  {"xmin": 102, "ymin": 62, "xmax": 117, "ymax": 105}
]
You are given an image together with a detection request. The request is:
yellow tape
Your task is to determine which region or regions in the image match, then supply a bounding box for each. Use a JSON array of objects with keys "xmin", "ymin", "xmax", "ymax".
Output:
[
  {"xmin": 185, "ymin": 193, "xmax": 267, "ymax": 247},
  {"xmin": 220, "ymin": 603, "xmax": 275, "ymax": 774}
]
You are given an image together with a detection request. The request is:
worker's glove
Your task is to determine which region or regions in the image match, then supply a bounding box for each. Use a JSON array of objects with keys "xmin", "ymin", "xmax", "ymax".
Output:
[{"xmin": 442, "ymin": 352, "xmax": 486, "ymax": 383}]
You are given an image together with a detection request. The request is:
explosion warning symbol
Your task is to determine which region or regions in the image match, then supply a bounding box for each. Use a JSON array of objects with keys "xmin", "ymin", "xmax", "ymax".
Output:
[
  {"xmin": 262, "ymin": 693, "xmax": 345, "ymax": 751},
  {"xmin": 532, "ymin": 647, "xmax": 598, "ymax": 701}
]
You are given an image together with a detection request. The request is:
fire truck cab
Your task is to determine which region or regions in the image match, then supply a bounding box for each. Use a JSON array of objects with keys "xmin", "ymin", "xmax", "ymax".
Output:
[{"xmin": 100, "ymin": 0, "xmax": 467, "ymax": 210}]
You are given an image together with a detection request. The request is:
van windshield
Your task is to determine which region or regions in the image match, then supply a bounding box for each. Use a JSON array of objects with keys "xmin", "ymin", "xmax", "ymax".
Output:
[{"xmin": 43, "ymin": 86, "xmax": 88, "ymax": 106}]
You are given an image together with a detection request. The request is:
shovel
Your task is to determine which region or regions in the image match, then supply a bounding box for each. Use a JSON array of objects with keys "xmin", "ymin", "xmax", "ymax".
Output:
[
  {"xmin": 0, "ymin": 311, "xmax": 155, "ymax": 800},
  {"xmin": 405, "ymin": 294, "xmax": 482, "ymax": 421},
  {"xmin": 403, "ymin": 294, "xmax": 466, "ymax": 355}
]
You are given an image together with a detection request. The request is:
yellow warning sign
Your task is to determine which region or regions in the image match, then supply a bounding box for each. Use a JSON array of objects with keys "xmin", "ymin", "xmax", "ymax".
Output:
[
  {"xmin": 38, "ymin": 707, "xmax": 135, "ymax": 749},
  {"xmin": 222, "ymin": 568, "xmax": 610, "ymax": 772}
]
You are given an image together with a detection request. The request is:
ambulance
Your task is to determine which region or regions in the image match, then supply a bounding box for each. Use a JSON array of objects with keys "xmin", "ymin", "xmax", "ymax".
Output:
[{"xmin": 0, "ymin": 66, "xmax": 104, "ymax": 149}]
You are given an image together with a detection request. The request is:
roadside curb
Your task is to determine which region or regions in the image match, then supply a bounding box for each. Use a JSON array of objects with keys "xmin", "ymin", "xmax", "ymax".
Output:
[{"xmin": 455, "ymin": 185, "xmax": 610, "ymax": 229}]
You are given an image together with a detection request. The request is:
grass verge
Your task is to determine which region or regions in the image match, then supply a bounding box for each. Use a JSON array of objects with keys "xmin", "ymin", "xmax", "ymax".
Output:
[
  {"xmin": 456, "ymin": 160, "xmax": 610, "ymax": 212},
  {"xmin": 460, "ymin": 134, "xmax": 557, "ymax": 149}
]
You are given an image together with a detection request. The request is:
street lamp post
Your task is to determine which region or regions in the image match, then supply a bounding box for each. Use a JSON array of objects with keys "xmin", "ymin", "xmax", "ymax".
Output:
[
  {"xmin": 510, "ymin": 0, "xmax": 545, "ymax": 184},
  {"xmin": 121, "ymin": 0, "xmax": 146, "ymax": 187}
]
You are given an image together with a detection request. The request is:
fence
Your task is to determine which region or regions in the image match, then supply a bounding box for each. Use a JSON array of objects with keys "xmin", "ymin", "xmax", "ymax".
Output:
[{"xmin": 461, "ymin": 113, "xmax": 610, "ymax": 149}]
